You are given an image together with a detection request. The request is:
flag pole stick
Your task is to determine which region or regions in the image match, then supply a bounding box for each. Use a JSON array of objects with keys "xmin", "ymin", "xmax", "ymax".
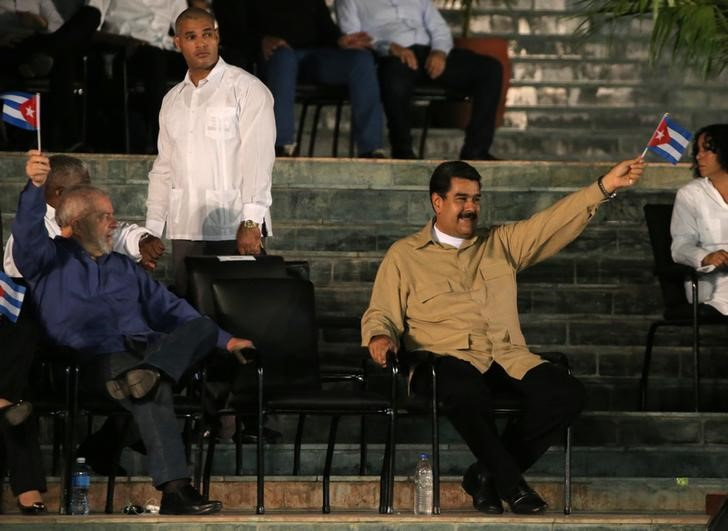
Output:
[
  {"xmin": 35, "ymin": 92, "xmax": 41, "ymax": 152},
  {"xmin": 641, "ymin": 112, "xmax": 669, "ymax": 159}
]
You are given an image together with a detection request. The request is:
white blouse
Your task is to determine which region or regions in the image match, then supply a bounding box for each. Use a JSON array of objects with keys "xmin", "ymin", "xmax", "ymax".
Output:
[{"xmin": 671, "ymin": 177, "xmax": 728, "ymax": 314}]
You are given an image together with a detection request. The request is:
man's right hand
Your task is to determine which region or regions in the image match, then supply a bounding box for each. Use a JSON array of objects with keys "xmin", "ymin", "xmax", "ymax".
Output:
[
  {"xmin": 25, "ymin": 150, "xmax": 49, "ymax": 188},
  {"xmin": 701, "ymin": 250, "xmax": 728, "ymax": 269},
  {"xmin": 262, "ymin": 35, "xmax": 289, "ymax": 60},
  {"xmin": 368, "ymin": 335, "xmax": 398, "ymax": 367},
  {"xmin": 389, "ymin": 42, "xmax": 417, "ymax": 70}
]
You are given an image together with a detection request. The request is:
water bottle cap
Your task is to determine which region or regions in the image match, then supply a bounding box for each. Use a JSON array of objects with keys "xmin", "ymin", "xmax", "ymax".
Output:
[
  {"xmin": 418, "ymin": 453, "xmax": 430, "ymax": 459},
  {"xmin": 76, "ymin": 457, "xmax": 86, "ymax": 464}
]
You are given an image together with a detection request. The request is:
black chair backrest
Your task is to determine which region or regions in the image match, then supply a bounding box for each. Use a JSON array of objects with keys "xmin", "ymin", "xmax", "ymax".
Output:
[
  {"xmin": 185, "ymin": 255, "xmax": 287, "ymax": 316},
  {"xmin": 643, "ymin": 203, "xmax": 690, "ymax": 310},
  {"xmin": 212, "ymin": 277, "xmax": 320, "ymax": 391}
]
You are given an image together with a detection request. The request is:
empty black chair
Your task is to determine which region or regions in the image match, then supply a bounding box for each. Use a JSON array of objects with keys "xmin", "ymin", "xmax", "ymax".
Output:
[
  {"xmin": 295, "ymin": 84, "xmax": 354, "ymax": 157},
  {"xmin": 640, "ymin": 204, "xmax": 728, "ymax": 411},
  {"xmin": 203, "ymin": 277, "xmax": 396, "ymax": 514},
  {"xmin": 392, "ymin": 350, "xmax": 574, "ymax": 514}
]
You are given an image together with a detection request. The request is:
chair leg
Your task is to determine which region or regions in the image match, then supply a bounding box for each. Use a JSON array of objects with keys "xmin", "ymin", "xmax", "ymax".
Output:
[
  {"xmin": 183, "ymin": 417, "xmax": 192, "ymax": 464},
  {"xmin": 419, "ymin": 103, "xmax": 431, "ymax": 159},
  {"xmin": 564, "ymin": 425, "xmax": 572, "ymax": 515},
  {"xmin": 62, "ymin": 365, "xmax": 80, "ymax": 514},
  {"xmin": 293, "ymin": 414, "xmax": 305, "ymax": 475},
  {"xmin": 309, "ymin": 104, "xmax": 323, "ymax": 157},
  {"xmin": 322, "ymin": 416, "xmax": 340, "ymax": 514},
  {"xmin": 639, "ymin": 322, "xmax": 661, "ymax": 411},
  {"xmin": 296, "ymin": 102, "xmax": 309, "ymax": 155},
  {"xmin": 235, "ymin": 415, "xmax": 243, "ymax": 476},
  {"xmin": 692, "ymin": 294, "xmax": 701, "ymax": 412},
  {"xmin": 359, "ymin": 415, "xmax": 367, "ymax": 476},
  {"xmin": 202, "ymin": 421, "xmax": 218, "ymax": 500},
  {"xmin": 256, "ymin": 367, "xmax": 265, "ymax": 515},
  {"xmin": 52, "ymin": 415, "xmax": 62, "ymax": 475},
  {"xmin": 431, "ymin": 360, "xmax": 440, "ymax": 515},
  {"xmin": 105, "ymin": 416, "xmax": 131, "ymax": 514},
  {"xmin": 192, "ymin": 417, "xmax": 205, "ymax": 491},
  {"xmin": 332, "ymin": 100, "xmax": 343, "ymax": 157}
]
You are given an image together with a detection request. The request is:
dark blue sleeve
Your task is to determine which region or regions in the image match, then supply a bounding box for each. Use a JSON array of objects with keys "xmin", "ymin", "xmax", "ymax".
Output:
[
  {"xmin": 10, "ymin": 181, "xmax": 55, "ymax": 281},
  {"xmin": 135, "ymin": 267, "xmax": 233, "ymax": 349}
]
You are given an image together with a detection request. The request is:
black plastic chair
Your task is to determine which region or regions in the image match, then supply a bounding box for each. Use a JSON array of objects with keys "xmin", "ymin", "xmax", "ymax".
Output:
[
  {"xmin": 392, "ymin": 350, "xmax": 574, "ymax": 515},
  {"xmin": 641, "ymin": 204, "xmax": 728, "ymax": 411},
  {"xmin": 203, "ymin": 277, "xmax": 396, "ymax": 514},
  {"xmin": 295, "ymin": 84, "xmax": 354, "ymax": 158}
]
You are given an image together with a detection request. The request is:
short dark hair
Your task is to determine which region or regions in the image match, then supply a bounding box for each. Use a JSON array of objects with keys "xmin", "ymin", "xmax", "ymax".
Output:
[
  {"xmin": 175, "ymin": 7, "xmax": 217, "ymax": 34},
  {"xmin": 48, "ymin": 155, "xmax": 90, "ymax": 189},
  {"xmin": 429, "ymin": 160, "xmax": 482, "ymax": 198},
  {"xmin": 692, "ymin": 123, "xmax": 728, "ymax": 177}
]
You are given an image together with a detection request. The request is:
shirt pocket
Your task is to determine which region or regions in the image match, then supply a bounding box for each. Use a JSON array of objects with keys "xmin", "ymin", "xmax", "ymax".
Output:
[
  {"xmin": 415, "ymin": 280, "xmax": 452, "ymax": 304},
  {"xmin": 204, "ymin": 189, "xmax": 243, "ymax": 235},
  {"xmin": 205, "ymin": 106, "xmax": 237, "ymax": 141}
]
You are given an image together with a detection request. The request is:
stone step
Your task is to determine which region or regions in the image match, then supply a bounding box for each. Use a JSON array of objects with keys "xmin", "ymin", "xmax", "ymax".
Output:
[{"xmin": 0, "ymin": 474, "xmax": 718, "ymax": 519}]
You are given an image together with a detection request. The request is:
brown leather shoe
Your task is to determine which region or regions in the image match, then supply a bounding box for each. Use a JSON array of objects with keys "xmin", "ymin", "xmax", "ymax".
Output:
[{"xmin": 106, "ymin": 369, "xmax": 160, "ymax": 400}]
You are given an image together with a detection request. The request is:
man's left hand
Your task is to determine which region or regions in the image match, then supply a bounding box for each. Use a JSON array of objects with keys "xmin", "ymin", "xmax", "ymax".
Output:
[
  {"xmin": 237, "ymin": 223, "xmax": 263, "ymax": 255},
  {"xmin": 139, "ymin": 234, "xmax": 165, "ymax": 271},
  {"xmin": 601, "ymin": 157, "xmax": 647, "ymax": 193},
  {"xmin": 425, "ymin": 50, "xmax": 447, "ymax": 79},
  {"xmin": 338, "ymin": 32, "xmax": 372, "ymax": 49},
  {"xmin": 227, "ymin": 337, "xmax": 255, "ymax": 365}
]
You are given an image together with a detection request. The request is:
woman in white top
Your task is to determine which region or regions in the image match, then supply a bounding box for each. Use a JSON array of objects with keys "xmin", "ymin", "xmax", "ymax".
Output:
[{"xmin": 670, "ymin": 123, "xmax": 728, "ymax": 316}]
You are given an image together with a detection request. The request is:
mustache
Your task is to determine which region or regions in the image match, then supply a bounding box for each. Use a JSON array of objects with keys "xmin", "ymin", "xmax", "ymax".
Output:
[{"xmin": 459, "ymin": 211, "xmax": 477, "ymax": 220}]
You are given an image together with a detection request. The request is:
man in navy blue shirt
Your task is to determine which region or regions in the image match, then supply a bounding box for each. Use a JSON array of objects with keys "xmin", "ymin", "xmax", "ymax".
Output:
[{"xmin": 12, "ymin": 151, "xmax": 254, "ymax": 515}]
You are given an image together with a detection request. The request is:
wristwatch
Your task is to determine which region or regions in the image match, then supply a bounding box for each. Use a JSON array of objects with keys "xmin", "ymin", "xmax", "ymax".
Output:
[{"xmin": 242, "ymin": 219, "xmax": 259, "ymax": 229}]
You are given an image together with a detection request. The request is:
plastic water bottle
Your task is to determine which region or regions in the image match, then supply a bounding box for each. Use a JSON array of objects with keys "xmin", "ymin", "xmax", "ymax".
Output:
[
  {"xmin": 70, "ymin": 457, "xmax": 91, "ymax": 515},
  {"xmin": 414, "ymin": 453, "xmax": 433, "ymax": 515}
]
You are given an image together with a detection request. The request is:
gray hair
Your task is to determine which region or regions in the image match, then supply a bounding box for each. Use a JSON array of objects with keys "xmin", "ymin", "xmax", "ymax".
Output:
[{"xmin": 55, "ymin": 185, "xmax": 109, "ymax": 227}]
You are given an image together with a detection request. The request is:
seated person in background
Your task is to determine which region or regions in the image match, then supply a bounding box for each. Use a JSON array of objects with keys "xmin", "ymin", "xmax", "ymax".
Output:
[
  {"xmin": 4, "ymin": 153, "xmax": 165, "ymax": 276},
  {"xmin": 245, "ymin": 0, "xmax": 385, "ymax": 157},
  {"xmin": 671, "ymin": 123, "xmax": 728, "ymax": 317},
  {"xmin": 12, "ymin": 154, "xmax": 253, "ymax": 514},
  {"xmin": 87, "ymin": 0, "xmax": 188, "ymax": 152},
  {"xmin": 0, "ymin": 1, "xmax": 100, "ymax": 150},
  {"xmin": 362, "ymin": 158, "xmax": 644, "ymax": 513},
  {"xmin": 336, "ymin": 0, "xmax": 502, "ymax": 160}
]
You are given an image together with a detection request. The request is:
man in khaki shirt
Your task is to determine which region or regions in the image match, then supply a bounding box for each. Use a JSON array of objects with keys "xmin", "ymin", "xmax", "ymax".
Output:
[{"xmin": 362, "ymin": 157, "xmax": 645, "ymax": 514}]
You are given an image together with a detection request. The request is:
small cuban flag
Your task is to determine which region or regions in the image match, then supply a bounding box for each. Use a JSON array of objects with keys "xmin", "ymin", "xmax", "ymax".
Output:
[
  {"xmin": 0, "ymin": 91, "xmax": 39, "ymax": 131},
  {"xmin": 0, "ymin": 271, "xmax": 26, "ymax": 323},
  {"xmin": 645, "ymin": 114, "xmax": 692, "ymax": 165}
]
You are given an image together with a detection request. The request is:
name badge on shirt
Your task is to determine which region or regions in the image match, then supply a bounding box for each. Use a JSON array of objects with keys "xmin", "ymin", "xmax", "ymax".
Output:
[{"xmin": 205, "ymin": 106, "xmax": 237, "ymax": 140}]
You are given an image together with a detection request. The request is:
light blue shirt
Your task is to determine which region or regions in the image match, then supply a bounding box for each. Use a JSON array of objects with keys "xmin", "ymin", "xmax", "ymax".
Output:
[{"xmin": 336, "ymin": 0, "xmax": 453, "ymax": 57}]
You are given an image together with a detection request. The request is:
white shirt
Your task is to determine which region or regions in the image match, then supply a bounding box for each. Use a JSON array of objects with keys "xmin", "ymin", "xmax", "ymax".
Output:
[
  {"xmin": 87, "ymin": 0, "xmax": 186, "ymax": 50},
  {"xmin": 335, "ymin": 0, "xmax": 453, "ymax": 56},
  {"xmin": 671, "ymin": 177, "xmax": 728, "ymax": 315},
  {"xmin": 4, "ymin": 203, "xmax": 151, "ymax": 278},
  {"xmin": 0, "ymin": 0, "xmax": 64, "ymax": 36},
  {"xmin": 146, "ymin": 58, "xmax": 276, "ymax": 241},
  {"xmin": 433, "ymin": 223, "xmax": 465, "ymax": 249}
]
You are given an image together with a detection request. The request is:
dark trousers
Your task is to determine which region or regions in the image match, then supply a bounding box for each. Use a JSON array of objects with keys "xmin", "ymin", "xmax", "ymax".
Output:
[
  {"xmin": 0, "ymin": 302, "xmax": 46, "ymax": 496},
  {"xmin": 80, "ymin": 317, "xmax": 217, "ymax": 487},
  {"xmin": 171, "ymin": 239, "xmax": 238, "ymax": 298},
  {"xmin": 411, "ymin": 355, "xmax": 584, "ymax": 497},
  {"xmin": 377, "ymin": 45, "xmax": 502, "ymax": 159}
]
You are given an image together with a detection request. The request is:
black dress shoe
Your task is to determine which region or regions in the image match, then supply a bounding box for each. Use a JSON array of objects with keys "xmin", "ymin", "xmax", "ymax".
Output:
[
  {"xmin": 159, "ymin": 484, "xmax": 222, "ymax": 515},
  {"xmin": 106, "ymin": 368, "xmax": 160, "ymax": 400},
  {"xmin": 17, "ymin": 500, "xmax": 47, "ymax": 515},
  {"xmin": 503, "ymin": 480, "xmax": 547, "ymax": 514},
  {"xmin": 0, "ymin": 400, "xmax": 32, "ymax": 426},
  {"xmin": 461, "ymin": 463, "xmax": 503, "ymax": 514}
]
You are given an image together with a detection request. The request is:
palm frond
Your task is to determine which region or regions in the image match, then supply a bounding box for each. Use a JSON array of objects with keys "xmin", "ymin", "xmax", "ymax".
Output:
[{"xmin": 576, "ymin": 0, "xmax": 728, "ymax": 77}]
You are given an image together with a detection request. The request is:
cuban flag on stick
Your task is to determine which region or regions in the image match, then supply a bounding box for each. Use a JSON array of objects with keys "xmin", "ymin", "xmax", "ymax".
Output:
[
  {"xmin": 0, "ymin": 91, "xmax": 42, "ymax": 151},
  {"xmin": 0, "ymin": 272, "xmax": 26, "ymax": 323},
  {"xmin": 641, "ymin": 113, "xmax": 692, "ymax": 165}
]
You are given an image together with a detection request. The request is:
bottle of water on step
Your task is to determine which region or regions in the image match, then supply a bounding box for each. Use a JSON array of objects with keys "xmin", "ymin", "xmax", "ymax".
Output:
[
  {"xmin": 70, "ymin": 457, "xmax": 91, "ymax": 515},
  {"xmin": 414, "ymin": 453, "xmax": 433, "ymax": 515}
]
